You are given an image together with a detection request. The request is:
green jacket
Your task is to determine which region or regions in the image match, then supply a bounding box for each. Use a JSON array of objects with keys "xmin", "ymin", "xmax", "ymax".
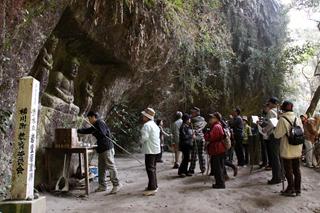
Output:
[{"xmin": 243, "ymin": 124, "xmax": 252, "ymax": 144}]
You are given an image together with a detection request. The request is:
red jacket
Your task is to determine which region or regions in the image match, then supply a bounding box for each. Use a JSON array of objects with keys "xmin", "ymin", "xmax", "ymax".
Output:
[{"xmin": 205, "ymin": 122, "xmax": 225, "ymax": 156}]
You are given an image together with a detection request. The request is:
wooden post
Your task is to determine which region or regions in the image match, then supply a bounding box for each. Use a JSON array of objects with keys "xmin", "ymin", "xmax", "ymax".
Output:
[
  {"xmin": 11, "ymin": 77, "xmax": 40, "ymax": 200},
  {"xmin": 84, "ymin": 150, "xmax": 90, "ymax": 195}
]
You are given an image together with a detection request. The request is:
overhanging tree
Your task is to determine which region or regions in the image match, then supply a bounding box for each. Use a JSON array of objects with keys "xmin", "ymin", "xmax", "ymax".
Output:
[{"xmin": 293, "ymin": 0, "xmax": 320, "ymax": 115}]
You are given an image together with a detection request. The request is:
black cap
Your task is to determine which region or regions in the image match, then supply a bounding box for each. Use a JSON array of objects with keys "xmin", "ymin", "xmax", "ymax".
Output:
[
  {"xmin": 268, "ymin": 97, "xmax": 279, "ymax": 105},
  {"xmin": 87, "ymin": 111, "xmax": 99, "ymax": 118},
  {"xmin": 209, "ymin": 112, "xmax": 222, "ymax": 121},
  {"xmin": 182, "ymin": 113, "xmax": 191, "ymax": 123},
  {"xmin": 281, "ymin": 101, "xmax": 293, "ymax": 112},
  {"xmin": 190, "ymin": 107, "xmax": 200, "ymax": 113},
  {"xmin": 234, "ymin": 107, "xmax": 241, "ymax": 115}
]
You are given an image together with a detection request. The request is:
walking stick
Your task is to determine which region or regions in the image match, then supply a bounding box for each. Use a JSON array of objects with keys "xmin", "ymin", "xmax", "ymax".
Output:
[
  {"xmin": 280, "ymin": 157, "xmax": 285, "ymax": 192},
  {"xmin": 276, "ymin": 105, "xmax": 285, "ymax": 192},
  {"xmin": 81, "ymin": 117, "xmax": 144, "ymax": 166},
  {"xmin": 304, "ymin": 140, "xmax": 320, "ymax": 154},
  {"xmin": 170, "ymin": 125, "xmax": 175, "ymax": 164},
  {"xmin": 191, "ymin": 124, "xmax": 197, "ymax": 164},
  {"xmin": 204, "ymin": 152, "xmax": 210, "ymax": 185}
]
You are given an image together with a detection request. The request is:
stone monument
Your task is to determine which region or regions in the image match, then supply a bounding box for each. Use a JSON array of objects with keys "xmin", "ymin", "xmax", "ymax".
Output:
[
  {"xmin": 0, "ymin": 77, "xmax": 46, "ymax": 213},
  {"xmin": 41, "ymin": 57, "xmax": 80, "ymax": 115}
]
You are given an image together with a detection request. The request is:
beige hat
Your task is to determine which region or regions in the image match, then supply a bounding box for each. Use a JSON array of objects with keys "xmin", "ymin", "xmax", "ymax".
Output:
[
  {"xmin": 242, "ymin": 116, "xmax": 248, "ymax": 122},
  {"xmin": 141, "ymin": 108, "xmax": 156, "ymax": 120}
]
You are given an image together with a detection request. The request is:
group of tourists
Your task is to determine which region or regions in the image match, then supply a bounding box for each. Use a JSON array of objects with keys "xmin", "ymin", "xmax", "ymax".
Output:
[{"xmin": 77, "ymin": 97, "xmax": 320, "ymax": 197}]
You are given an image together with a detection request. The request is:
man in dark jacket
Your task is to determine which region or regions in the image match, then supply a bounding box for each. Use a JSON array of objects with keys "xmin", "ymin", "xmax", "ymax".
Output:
[
  {"xmin": 263, "ymin": 97, "xmax": 282, "ymax": 185},
  {"xmin": 77, "ymin": 111, "xmax": 121, "ymax": 194},
  {"xmin": 229, "ymin": 107, "xmax": 245, "ymax": 166},
  {"xmin": 178, "ymin": 114, "xmax": 194, "ymax": 177}
]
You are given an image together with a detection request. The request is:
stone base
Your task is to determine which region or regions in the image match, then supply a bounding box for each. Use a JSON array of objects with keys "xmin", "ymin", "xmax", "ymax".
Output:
[{"xmin": 0, "ymin": 196, "xmax": 46, "ymax": 213}]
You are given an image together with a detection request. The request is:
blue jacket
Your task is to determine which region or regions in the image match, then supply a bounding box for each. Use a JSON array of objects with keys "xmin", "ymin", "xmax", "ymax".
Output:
[{"xmin": 77, "ymin": 119, "xmax": 113, "ymax": 153}]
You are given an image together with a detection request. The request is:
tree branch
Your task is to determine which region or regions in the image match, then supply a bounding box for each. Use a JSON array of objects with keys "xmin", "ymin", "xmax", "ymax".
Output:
[{"xmin": 306, "ymin": 85, "xmax": 320, "ymax": 116}]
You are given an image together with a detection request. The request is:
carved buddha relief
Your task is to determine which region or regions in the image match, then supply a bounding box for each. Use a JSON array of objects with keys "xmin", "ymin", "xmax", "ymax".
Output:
[
  {"xmin": 42, "ymin": 57, "xmax": 80, "ymax": 115},
  {"xmin": 30, "ymin": 35, "xmax": 59, "ymax": 96},
  {"xmin": 79, "ymin": 74, "xmax": 95, "ymax": 116}
]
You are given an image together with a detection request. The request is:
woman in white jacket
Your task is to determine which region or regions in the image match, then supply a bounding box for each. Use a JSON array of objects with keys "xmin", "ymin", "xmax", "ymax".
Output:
[{"xmin": 274, "ymin": 101, "xmax": 303, "ymax": 197}]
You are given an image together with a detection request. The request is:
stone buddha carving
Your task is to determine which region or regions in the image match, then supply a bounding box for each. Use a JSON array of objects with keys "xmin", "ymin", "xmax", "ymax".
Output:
[
  {"xmin": 30, "ymin": 35, "xmax": 58, "ymax": 96},
  {"xmin": 79, "ymin": 75, "xmax": 95, "ymax": 116},
  {"xmin": 41, "ymin": 57, "xmax": 80, "ymax": 115}
]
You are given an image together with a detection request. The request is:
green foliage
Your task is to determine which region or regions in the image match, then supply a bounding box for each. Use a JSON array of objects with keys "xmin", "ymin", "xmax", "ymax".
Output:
[
  {"xmin": 106, "ymin": 104, "xmax": 142, "ymax": 152},
  {"xmin": 161, "ymin": 0, "xmax": 233, "ymax": 109},
  {"xmin": 143, "ymin": 0, "xmax": 221, "ymax": 10},
  {"xmin": 143, "ymin": 0, "xmax": 156, "ymax": 7},
  {"xmin": 3, "ymin": 0, "xmax": 60, "ymax": 51},
  {"xmin": 208, "ymin": 0, "xmax": 222, "ymax": 9},
  {"xmin": 283, "ymin": 42, "xmax": 319, "ymax": 71},
  {"xmin": 0, "ymin": 110, "xmax": 11, "ymax": 135},
  {"xmin": 166, "ymin": 0, "xmax": 184, "ymax": 8}
]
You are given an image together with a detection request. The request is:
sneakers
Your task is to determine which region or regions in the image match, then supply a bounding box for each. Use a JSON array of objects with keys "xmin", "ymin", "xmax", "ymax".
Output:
[
  {"xmin": 178, "ymin": 173, "xmax": 186, "ymax": 178},
  {"xmin": 143, "ymin": 188, "xmax": 158, "ymax": 196},
  {"xmin": 109, "ymin": 184, "xmax": 122, "ymax": 194},
  {"xmin": 200, "ymin": 168, "xmax": 206, "ymax": 174},
  {"xmin": 145, "ymin": 186, "xmax": 158, "ymax": 191},
  {"xmin": 95, "ymin": 187, "xmax": 107, "ymax": 192},
  {"xmin": 267, "ymin": 179, "xmax": 282, "ymax": 185},
  {"xmin": 265, "ymin": 166, "xmax": 272, "ymax": 171},
  {"xmin": 233, "ymin": 166, "xmax": 238, "ymax": 177},
  {"xmin": 188, "ymin": 170, "xmax": 195, "ymax": 175},
  {"xmin": 173, "ymin": 163, "xmax": 180, "ymax": 169},
  {"xmin": 212, "ymin": 184, "xmax": 226, "ymax": 189},
  {"xmin": 259, "ymin": 164, "xmax": 267, "ymax": 169},
  {"xmin": 281, "ymin": 189, "xmax": 296, "ymax": 197},
  {"xmin": 280, "ymin": 189, "xmax": 301, "ymax": 197}
]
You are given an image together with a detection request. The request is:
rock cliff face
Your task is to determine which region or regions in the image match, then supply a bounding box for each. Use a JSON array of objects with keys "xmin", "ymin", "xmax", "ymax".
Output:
[{"xmin": 0, "ymin": 0, "xmax": 287, "ymax": 198}]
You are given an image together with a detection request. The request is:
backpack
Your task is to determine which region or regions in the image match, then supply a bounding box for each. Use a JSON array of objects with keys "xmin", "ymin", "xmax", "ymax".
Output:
[
  {"xmin": 222, "ymin": 128, "xmax": 232, "ymax": 150},
  {"xmin": 282, "ymin": 117, "xmax": 304, "ymax": 146}
]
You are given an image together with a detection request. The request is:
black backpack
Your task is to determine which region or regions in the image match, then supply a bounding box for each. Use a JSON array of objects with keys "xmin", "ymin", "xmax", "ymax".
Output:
[{"xmin": 282, "ymin": 117, "xmax": 304, "ymax": 146}]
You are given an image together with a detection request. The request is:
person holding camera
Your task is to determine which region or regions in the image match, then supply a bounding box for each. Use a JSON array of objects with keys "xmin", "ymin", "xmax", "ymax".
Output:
[{"xmin": 263, "ymin": 97, "xmax": 282, "ymax": 185}]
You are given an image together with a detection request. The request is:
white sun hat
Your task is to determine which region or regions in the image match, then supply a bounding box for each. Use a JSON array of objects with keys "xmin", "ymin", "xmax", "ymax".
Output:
[{"xmin": 141, "ymin": 108, "xmax": 156, "ymax": 120}]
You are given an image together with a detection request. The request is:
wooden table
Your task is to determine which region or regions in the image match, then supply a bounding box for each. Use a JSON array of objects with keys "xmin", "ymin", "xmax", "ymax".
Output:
[{"xmin": 45, "ymin": 146, "xmax": 96, "ymax": 196}]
